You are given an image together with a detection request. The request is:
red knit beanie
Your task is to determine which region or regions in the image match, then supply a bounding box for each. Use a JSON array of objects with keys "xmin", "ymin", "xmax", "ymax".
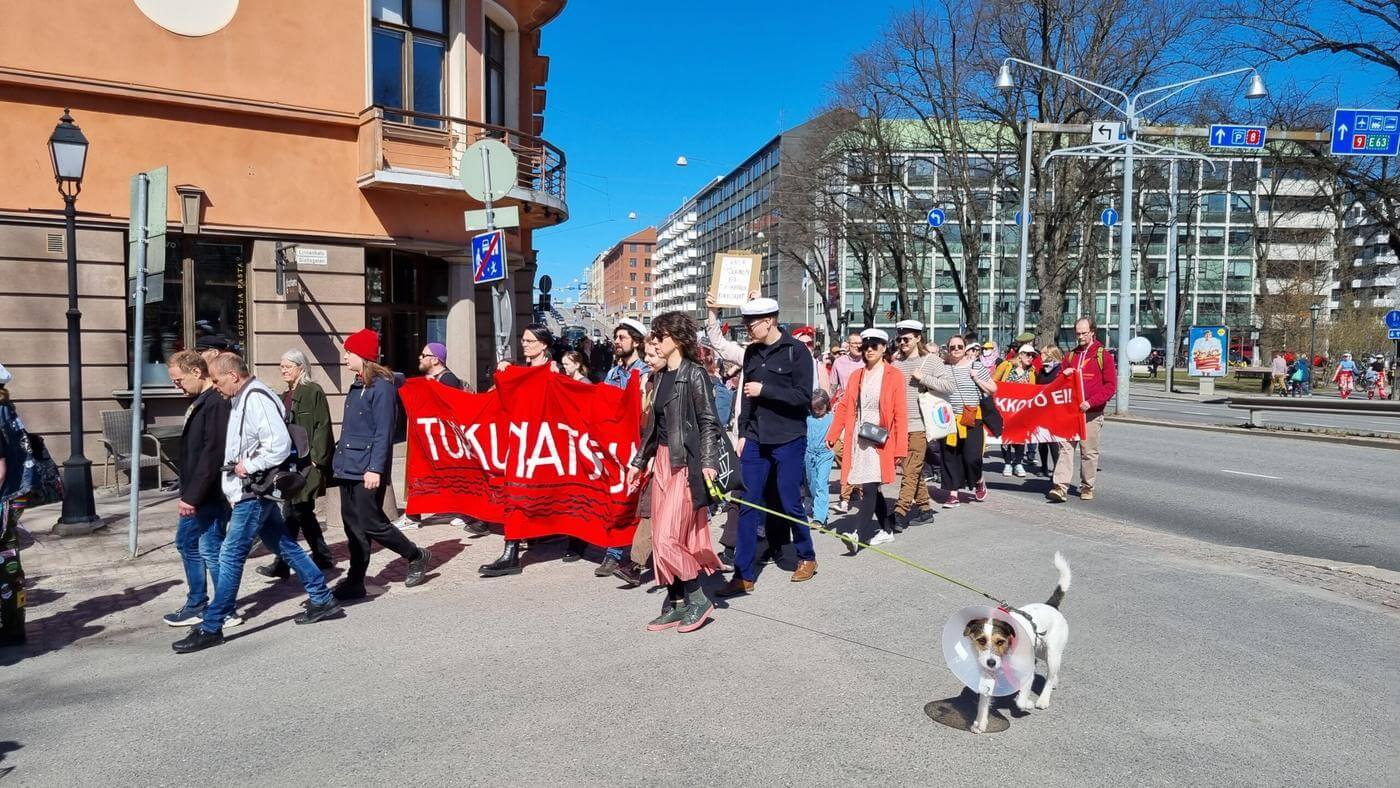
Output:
[{"xmin": 343, "ymin": 329, "xmax": 380, "ymax": 361}]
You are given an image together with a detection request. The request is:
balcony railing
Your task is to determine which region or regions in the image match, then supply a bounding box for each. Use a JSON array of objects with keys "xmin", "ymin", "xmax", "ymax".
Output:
[{"xmin": 358, "ymin": 106, "xmax": 567, "ymax": 214}]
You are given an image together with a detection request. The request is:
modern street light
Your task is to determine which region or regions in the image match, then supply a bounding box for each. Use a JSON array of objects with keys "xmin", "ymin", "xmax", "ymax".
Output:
[
  {"xmin": 1309, "ymin": 302, "xmax": 1322, "ymax": 395},
  {"xmin": 997, "ymin": 59, "xmax": 1266, "ymax": 414},
  {"xmin": 48, "ymin": 109, "xmax": 100, "ymax": 532}
]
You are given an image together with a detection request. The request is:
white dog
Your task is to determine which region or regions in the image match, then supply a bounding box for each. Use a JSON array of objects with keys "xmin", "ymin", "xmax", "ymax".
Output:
[{"xmin": 963, "ymin": 552, "xmax": 1071, "ymax": 733}]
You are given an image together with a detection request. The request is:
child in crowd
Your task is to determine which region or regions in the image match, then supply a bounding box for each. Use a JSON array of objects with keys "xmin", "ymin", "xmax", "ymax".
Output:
[{"xmin": 804, "ymin": 389, "xmax": 836, "ymax": 526}]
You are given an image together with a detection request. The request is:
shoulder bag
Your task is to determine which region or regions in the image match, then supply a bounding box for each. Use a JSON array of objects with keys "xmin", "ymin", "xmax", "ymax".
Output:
[{"xmin": 856, "ymin": 369, "xmax": 889, "ymax": 447}]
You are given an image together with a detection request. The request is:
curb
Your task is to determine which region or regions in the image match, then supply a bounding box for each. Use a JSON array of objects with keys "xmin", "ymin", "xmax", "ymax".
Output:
[{"xmin": 1105, "ymin": 414, "xmax": 1400, "ymax": 450}]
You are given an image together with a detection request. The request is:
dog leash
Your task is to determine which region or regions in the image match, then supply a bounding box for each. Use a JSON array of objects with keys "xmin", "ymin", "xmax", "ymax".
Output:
[{"xmin": 706, "ymin": 481, "xmax": 1035, "ymax": 621}]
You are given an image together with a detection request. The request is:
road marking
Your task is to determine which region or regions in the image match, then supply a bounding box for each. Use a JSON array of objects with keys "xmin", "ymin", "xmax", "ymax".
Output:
[
  {"xmin": 1134, "ymin": 406, "xmax": 1161, "ymax": 411},
  {"xmin": 1221, "ymin": 469, "xmax": 1282, "ymax": 480},
  {"xmin": 1182, "ymin": 410, "xmax": 1215, "ymax": 416}
]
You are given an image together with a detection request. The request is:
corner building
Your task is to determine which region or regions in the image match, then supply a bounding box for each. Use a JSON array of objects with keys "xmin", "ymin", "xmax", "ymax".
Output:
[{"xmin": 0, "ymin": 0, "xmax": 568, "ymax": 460}]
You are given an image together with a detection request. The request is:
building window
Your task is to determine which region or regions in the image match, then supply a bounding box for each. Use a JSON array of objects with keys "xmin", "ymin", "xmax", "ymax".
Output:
[
  {"xmin": 630, "ymin": 273, "xmax": 637, "ymax": 281},
  {"xmin": 366, "ymin": 248, "xmax": 450, "ymax": 372},
  {"xmin": 629, "ymin": 258, "xmax": 637, "ymax": 267},
  {"xmin": 372, "ymin": 0, "xmax": 447, "ymax": 128},
  {"xmin": 129, "ymin": 238, "xmax": 248, "ymax": 386},
  {"xmin": 485, "ymin": 18, "xmax": 506, "ymax": 126}
]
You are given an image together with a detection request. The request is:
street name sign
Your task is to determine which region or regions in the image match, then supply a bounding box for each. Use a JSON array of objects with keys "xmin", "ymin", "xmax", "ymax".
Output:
[
  {"xmin": 466, "ymin": 205, "xmax": 520, "ymax": 231},
  {"xmin": 1207, "ymin": 124, "xmax": 1266, "ymax": 150},
  {"xmin": 1091, "ymin": 121, "xmax": 1123, "ymax": 145},
  {"xmin": 472, "ymin": 229, "xmax": 507, "ymax": 285},
  {"xmin": 1330, "ymin": 108, "xmax": 1400, "ymax": 157},
  {"xmin": 926, "ymin": 208, "xmax": 946, "ymax": 228}
]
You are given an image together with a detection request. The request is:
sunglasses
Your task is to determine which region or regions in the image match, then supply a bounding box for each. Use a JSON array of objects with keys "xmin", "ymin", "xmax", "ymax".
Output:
[
  {"xmin": 896, "ymin": 335, "xmax": 916, "ymax": 343},
  {"xmin": 947, "ymin": 344, "xmax": 965, "ymax": 350}
]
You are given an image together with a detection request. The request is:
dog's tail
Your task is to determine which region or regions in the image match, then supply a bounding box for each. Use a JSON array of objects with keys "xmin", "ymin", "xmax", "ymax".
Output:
[{"xmin": 1044, "ymin": 551, "xmax": 1071, "ymax": 609}]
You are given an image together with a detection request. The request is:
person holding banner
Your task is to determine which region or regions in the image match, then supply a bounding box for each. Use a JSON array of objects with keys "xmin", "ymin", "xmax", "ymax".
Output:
[
  {"xmin": 995, "ymin": 345, "xmax": 1038, "ymax": 478},
  {"xmin": 890, "ymin": 319, "xmax": 954, "ymax": 530},
  {"xmin": 627, "ymin": 312, "xmax": 723, "ymax": 632},
  {"xmin": 331, "ymin": 330, "xmax": 432, "ymax": 600},
  {"xmin": 826, "ymin": 329, "xmax": 908, "ymax": 550},
  {"xmin": 1037, "ymin": 345, "xmax": 1064, "ymax": 476},
  {"xmin": 597, "ymin": 318, "xmax": 651, "ymax": 577},
  {"xmin": 939, "ymin": 336, "xmax": 996, "ymax": 508},
  {"xmin": 1047, "ymin": 318, "xmax": 1116, "ymax": 503}
]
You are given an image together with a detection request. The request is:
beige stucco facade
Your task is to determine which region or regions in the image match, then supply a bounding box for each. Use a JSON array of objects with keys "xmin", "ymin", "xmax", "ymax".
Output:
[{"xmin": 0, "ymin": 0, "xmax": 568, "ymax": 462}]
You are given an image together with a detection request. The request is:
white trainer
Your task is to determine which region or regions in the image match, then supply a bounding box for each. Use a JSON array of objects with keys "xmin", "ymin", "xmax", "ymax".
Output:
[
  {"xmin": 869, "ymin": 530, "xmax": 895, "ymax": 546},
  {"xmin": 1003, "ymin": 464, "xmax": 1013, "ymax": 476},
  {"xmin": 393, "ymin": 515, "xmax": 420, "ymax": 530},
  {"xmin": 1014, "ymin": 464, "xmax": 1027, "ymax": 477}
]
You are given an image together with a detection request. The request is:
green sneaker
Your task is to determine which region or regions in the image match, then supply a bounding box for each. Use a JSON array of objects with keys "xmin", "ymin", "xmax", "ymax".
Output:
[
  {"xmin": 677, "ymin": 589, "xmax": 714, "ymax": 633},
  {"xmin": 646, "ymin": 602, "xmax": 686, "ymax": 632}
]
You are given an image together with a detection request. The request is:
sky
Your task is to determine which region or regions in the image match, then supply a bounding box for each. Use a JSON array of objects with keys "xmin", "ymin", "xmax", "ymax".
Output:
[{"xmin": 530, "ymin": 1, "xmax": 1396, "ymax": 300}]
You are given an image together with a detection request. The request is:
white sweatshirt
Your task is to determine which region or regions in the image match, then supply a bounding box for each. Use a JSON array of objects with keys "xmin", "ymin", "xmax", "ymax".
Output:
[{"xmin": 221, "ymin": 377, "xmax": 291, "ymax": 506}]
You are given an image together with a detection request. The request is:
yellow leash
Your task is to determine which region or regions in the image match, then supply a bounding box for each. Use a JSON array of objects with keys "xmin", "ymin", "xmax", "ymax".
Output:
[{"xmin": 706, "ymin": 481, "xmax": 1023, "ymax": 612}]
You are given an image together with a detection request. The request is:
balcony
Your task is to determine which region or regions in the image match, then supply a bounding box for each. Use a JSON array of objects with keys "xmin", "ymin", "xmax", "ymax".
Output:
[{"xmin": 357, "ymin": 106, "xmax": 568, "ymax": 225}]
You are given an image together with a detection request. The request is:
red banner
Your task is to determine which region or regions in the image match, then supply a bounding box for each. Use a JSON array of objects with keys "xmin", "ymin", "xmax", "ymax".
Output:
[
  {"xmin": 399, "ymin": 366, "xmax": 641, "ymax": 547},
  {"xmin": 992, "ymin": 372, "xmax": 1087, "ymax": 444}
]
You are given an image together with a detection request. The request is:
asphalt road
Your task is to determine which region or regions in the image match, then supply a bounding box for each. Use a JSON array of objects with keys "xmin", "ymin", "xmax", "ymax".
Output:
[
  {"xmin": 988, "ymin": 420, "xmax": 1400, "ymax": 571},
  {"xmin": 1124, "ymin": 391, "xmax": 1400, "ymax": 436}
]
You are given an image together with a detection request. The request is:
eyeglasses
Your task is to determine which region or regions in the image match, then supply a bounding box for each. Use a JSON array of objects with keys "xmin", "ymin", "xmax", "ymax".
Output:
[
  {"xmin": 947, "ymin": 344, "xmax": 965, "ymax": 350},
  {"xmin": 521, "ymin": 337, "xmax": 544, "ymax": 345},
  {"xmin": 418, "ymin": 353, "xmax": 437, "ymax": 359}
]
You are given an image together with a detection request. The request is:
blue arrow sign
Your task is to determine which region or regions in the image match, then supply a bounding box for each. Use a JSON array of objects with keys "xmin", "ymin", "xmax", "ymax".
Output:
[
  {"xmin": 926, "ymin": 208, "xmax": 946, "ymax": 229},
  {"xmin": 1385, "ymin": 309, "xmax": 1400, "ymax": 329},
  {"xmin": 1390, "ymin": 328, "xmax": 1400, "ymax": 340},
  {"xmin": 1208, "ymin": 124, "xmax": 1266, "ymax": 150},
  {"xmin": 1331, "ymin": 108, "xmax": 1400, "ymax": 157},
  {"xmin": 472, "ymin": 229, "xmax": 507, "ymax": 285},
  {"xmin": 1101, "ymin": 207, "xmax": 1119, "ymax": 227},
  {"xmin": 1013, "ymin": 210, "xmax": 1028, "ymax": 226}
]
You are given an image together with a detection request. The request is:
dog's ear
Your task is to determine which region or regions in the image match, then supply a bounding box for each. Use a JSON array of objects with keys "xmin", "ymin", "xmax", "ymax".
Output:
[{"xmin": 964, "ymin": 619, "xmax": 986, "ymax": 639}]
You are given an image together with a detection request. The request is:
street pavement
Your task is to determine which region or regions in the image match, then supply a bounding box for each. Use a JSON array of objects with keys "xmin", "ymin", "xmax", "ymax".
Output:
[
  {"xmin": 1125, "ymin": 390, "xmax": 1400, "ymax": 437},
  {"xmin": 3, "ymin": 428, "xmax": 1397, "ymax": 786}
]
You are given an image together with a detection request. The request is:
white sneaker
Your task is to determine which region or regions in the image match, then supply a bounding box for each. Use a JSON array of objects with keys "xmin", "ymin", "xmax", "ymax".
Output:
[
  {"xmin": 223, "ymin": 612, "xmax": 245, "ymax": 629},
  {"xmin": 1003, "ymin": 465, "xmax": 1013, "ymax": 476},
  {"xmin": 833, "ymin": 500, "xmax": 849, "ymax": 514},
  {"xmin": 869, "ymin": 530, "xmax": 895, "ymax": 546},
  {"xmin": 942, "ymin": 498, "xmax": 961, "ymax": 509},
  {"xmin": 1014, "ymin": 464, "xmax": 1027, "ymax": 477},
  {"xmin": 448, "ymin": 517, "xmax": 467, "ymax": 527},
  {"xmin": 393, "ymin": 515, "xmax": 420, "ymax": 530}
]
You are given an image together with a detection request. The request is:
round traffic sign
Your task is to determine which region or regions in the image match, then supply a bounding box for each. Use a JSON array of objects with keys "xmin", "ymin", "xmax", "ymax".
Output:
[
  {"xmin": 538, "ymin": 274, "xmax": 553, "ymax": 294},
  {"xmin": 1014, "ymin": 210, "xmax": 1028, "ymax": 226},
  {"xmin": 1101, "ymin": 208, "xmax": 1119, "ymax": 227},
  {"xmin": 1386, "ymin": 309, "xmax": 1400, "ymax": 329},
  {"xmin": 926, "ymin": 208, "xmax": 946, "ymax": 229},
  {"xmin": 459, "ymin": 138, "xmax": 518, "ymax": 202}
]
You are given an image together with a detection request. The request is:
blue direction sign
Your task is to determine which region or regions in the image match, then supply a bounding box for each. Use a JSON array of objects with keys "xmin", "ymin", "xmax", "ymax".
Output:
[
  {"xmin": 472, "ymin": 229, "xmax": 507, "ymax": 285},
  {"xmin": 1101, "ymin": 207, "xmax": 1119, "ymax": 227},
  {"xmin": 1208, "ymin": 124, "xmax": 1266, "ymax": 150},
  {"xmin": 1331, "ymin": 108, "xmax": 1400, "ymax": 156},
  {"xmin": 1390, "ymin": 328, "xmax": 1400, "ymax": 340},
  {"xmin": 1385, "ymin": 309, "xmax": 1400, "ymax": 329},
  {"xmin": 1013, "ymin": 209, "xmax": 1029, "ymax": 226},
  {"xmin": 926, "ymin": 208, "xmax": 946, "ymax": 228}
]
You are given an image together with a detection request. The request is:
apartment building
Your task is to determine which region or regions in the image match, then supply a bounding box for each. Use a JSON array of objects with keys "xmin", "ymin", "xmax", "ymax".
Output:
[{"xmin": 599, "ymin": 227, "xmax": 656, "ymax": 322}]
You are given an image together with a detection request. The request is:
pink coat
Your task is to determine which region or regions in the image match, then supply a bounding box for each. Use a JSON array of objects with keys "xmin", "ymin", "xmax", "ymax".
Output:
[{"xmin": 825, "ymin": 363, "xmax": 909, "ymax": 486}]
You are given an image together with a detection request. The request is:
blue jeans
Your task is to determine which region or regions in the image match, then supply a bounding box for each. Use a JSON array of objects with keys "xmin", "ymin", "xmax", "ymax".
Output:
[
  {"xmin": 604, "ymin": 546, "xmax": 628, "ymax": 562},
  {"xmin": 175, "ymin": 501, "xmax": 227, "ymax": 610},
  {"xmin": 736, "ymin": 437, "xmax": 813, "ymax": 580},
  {"xmin": 804, "ymin": 451, "xmax": 834, "ymax": 525},
  {"xmin": 201, "ymin": 497, "xmax": 332, "ymax": 633}
]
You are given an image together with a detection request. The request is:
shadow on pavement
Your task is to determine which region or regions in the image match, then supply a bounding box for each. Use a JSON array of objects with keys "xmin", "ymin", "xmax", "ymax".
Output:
[
  {"xmin": 0, "ymin": 740, "xmax": 20, "ymax": 779},
  {"xmin": 0, "ymin": 579, "xmax": 180, "ymax": 666}
]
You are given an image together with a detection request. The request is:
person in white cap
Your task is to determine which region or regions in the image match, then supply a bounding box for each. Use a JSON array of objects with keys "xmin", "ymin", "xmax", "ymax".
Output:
[
  {"xmin": 717, "ymin": 296, "xmax": 817, "ymax": 595},
  {"xmin": 994, "ymin": 344, "xmax": 1039, "ymax": 477},
  {"xmin": 890, "ymin": 319, "xmax": 954, "ymax": 529},
  {"xmin": 825, "ymin": 329, "xmax": 908, "ymax": 549}
]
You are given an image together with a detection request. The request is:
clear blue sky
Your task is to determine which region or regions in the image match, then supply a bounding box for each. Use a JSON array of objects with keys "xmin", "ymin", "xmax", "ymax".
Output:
[{"xmin": 531, "ymin": 1, "xmax": 1395, "ymax": 298}]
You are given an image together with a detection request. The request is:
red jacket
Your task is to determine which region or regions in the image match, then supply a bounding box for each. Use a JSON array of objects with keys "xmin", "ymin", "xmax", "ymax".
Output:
[
  {"xmin": 1065, "ymin": 340, "xmax": 1117, "ymax": 413},
  {"xmin": 826, "ymin": 364, "xmax": 909, "ymax": 486}
]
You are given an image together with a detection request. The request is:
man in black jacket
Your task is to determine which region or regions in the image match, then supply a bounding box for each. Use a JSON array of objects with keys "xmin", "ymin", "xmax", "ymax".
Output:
[
  {"xmin": 717, "ymin": 298, "xmax": 816, "ymax": 596},
  {"xmin": 162, "ymin": 350, "xmax": 231, "ymax": 627}
]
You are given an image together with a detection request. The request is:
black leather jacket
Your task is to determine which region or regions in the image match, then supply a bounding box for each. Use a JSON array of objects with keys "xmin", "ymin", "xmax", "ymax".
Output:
[{"xmin": 633, "ymin": 358, "xmax": 721, "ymax": 479}]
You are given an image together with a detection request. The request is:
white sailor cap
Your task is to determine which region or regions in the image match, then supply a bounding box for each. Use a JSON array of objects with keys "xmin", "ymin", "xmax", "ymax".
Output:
[
  {"xmin": 860, "ymin": 328, "xmax": 890, "ymax": 343},
  {"xmin": 894, "ymin": 319, "xmax": 924, "ymax": 334},
  {"xmin": 615, "ymin": 318, "xmax": 647, "ymax": 337},
  {"xmin": 741, "ymin": 297, "xmax": 780, "ymax": 318}
]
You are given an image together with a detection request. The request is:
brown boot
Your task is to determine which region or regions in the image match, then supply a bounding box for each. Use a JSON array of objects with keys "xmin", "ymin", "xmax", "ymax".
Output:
[
  {"xmin": 1079, "ymin": 485, "xmax": 1095, "ymax": 501},
  {"xmin": 1045, "ymin": 485, "xmax": 1067, "ymax": 503},
  {"xmin": 790, "ymin": 560, "xmax": 817, "ymax": 583},
  {"xmin": 715, "ymin": 575, "xmax": 755, "ymax": 597}
]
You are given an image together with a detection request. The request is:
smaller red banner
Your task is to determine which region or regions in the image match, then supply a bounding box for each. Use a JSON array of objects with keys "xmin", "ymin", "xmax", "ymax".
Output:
[{"xmin": 992, "ymin": 372, "xmax": 1087, "ymax": 444}]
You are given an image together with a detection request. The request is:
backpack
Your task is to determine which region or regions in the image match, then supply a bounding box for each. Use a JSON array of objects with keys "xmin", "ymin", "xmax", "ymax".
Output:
[{"xmin": 242, "ymin": 388, "xmax": 310, "ymax": 501}]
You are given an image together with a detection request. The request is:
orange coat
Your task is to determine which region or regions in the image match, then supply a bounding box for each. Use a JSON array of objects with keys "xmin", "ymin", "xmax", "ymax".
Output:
[{"xmin": 825, "ymin": 363, "xmax": 909, "ymax": 486}]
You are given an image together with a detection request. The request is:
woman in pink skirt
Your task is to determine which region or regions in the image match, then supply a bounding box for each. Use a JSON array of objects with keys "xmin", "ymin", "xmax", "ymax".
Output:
[{"xmin": 626, "ymin": 311, "xmax": 723, "ymax": 633}]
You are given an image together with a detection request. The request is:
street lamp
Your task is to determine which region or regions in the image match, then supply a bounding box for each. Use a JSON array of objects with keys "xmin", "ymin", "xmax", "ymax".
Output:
[
  {"xmin": 48, "ymin": 109, "xmax": 100, "ymax": 532},
  {"xmin": 997, "ymin": 60, "xmax": 1266, "ymax": 414},
  {"xmin": 1309, "ymin": 302, "xmax": 1322, "ymax": 395}
]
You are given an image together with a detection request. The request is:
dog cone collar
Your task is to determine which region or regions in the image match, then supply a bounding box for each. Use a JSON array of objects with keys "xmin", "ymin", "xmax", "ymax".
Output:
[{"xmin": 942, "ymin": 605, "xmax": 1037, "ymax": 697}]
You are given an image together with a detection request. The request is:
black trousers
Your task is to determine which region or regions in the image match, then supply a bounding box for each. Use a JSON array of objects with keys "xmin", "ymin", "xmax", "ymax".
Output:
[
  {"xmin": 854, "ymin": 481, "xmax": 892, "ymax": 538},
  {"xmin": 340, "ymin": 481, "xmax": 421, "ymax": 584},
  {"xmin": 940, "ymin": 425, "xmax": 985, "ymax": 491},
  {"xmin": 271, "ymin": 500, "xmax": 334, "ymax": 571},
  {"xmin": 1038, "ymin": 441, "xmax": 1060, "ymax": 473}
]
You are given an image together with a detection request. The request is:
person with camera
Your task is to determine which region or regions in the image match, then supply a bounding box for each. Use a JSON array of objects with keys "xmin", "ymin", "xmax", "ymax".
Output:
[
  {"xmin": 172, "ymin": 353, "xmax": 343, "ymax": 654},
  {"xmin": 333, "ymin": 330, "xmax": 433, "ymax": 600}
]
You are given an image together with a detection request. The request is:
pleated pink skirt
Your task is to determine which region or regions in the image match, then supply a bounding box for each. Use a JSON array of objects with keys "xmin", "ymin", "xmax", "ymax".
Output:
[{"xmin": 650, "ymin": 446, "xmax": 722, "ymax": 586}]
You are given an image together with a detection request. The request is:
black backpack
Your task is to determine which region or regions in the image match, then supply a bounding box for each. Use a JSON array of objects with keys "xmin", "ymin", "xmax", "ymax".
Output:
[{"xmin": 242, "ymin": 388, "xmax": 310, "ymax": 501}]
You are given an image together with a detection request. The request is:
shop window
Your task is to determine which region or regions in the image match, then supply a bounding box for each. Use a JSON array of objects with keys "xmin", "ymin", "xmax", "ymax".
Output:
[
  {"xmin": 128, "ymin": 238, "xmax": 248, "ymax": 387},
  {"xmin": 366, "ymin": 248, "xmax": 449, "ymax": 372},
  {"xmin": 372, "ymin": 0, "xmax": 447, "ymax": 128}
]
